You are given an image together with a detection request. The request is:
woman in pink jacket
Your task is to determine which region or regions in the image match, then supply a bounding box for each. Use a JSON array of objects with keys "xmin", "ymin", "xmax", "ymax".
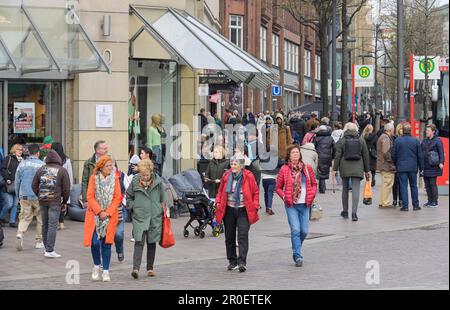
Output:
[{"xmin": 276, "ymin": 145, "xmax": 318, "ymax": 267}]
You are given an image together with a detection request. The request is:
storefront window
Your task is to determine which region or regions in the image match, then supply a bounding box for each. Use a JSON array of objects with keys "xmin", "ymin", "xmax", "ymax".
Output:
[
  {"xmin": 4, "ymin": 81, "xmax": 62, "ymax": 151},
  {"xmin": 129, "ymin": 60, "xmax": 177, "ymax": 177}
]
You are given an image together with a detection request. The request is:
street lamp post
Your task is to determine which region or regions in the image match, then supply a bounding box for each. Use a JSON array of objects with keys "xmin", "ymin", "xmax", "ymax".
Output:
[
  {"xmin": 397, "ymin": 0, "xmax": 405, "ymax": 122},
  {"xmin": 331, "ymin": 0, "xmax": 337, "ymax": 122},
  {"xmin": 381, "ymin": 55, "xmax": 393, "ymax": 116}
]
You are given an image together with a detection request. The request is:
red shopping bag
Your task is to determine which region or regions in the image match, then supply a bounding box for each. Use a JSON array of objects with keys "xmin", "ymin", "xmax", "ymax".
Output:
[{"xmin": 159, "ymin": 206, "xmax": 175, "ymax": 248}]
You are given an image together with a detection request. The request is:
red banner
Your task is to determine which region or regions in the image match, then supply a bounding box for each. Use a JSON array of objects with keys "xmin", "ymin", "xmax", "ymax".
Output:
[{"xmin": 437, "ymin": 137, "xmax": 449, "ymax": 187}]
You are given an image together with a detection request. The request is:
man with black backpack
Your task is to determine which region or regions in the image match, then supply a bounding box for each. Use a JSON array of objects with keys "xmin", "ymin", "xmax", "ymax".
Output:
[{"xmin": 332, "ymin": 122, "xmax": 370, "ymax": 221}]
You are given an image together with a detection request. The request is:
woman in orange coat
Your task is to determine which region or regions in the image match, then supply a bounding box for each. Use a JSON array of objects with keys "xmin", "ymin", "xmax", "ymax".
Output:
[{"xmin": 83, "ymin": 156, "xmax": 122, "ymax": 282}]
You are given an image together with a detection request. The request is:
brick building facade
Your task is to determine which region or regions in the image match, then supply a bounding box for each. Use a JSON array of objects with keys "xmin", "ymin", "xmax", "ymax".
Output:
[{"xmin": 220, "ymin": 0, "xmax": 321, "ymax": 114}]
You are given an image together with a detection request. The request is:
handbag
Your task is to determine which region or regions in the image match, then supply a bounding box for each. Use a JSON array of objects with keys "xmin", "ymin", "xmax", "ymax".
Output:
[
  {"xmin": 310, "ymin": 200, "xmax": 323, "ymax": 221},
  {"xmin": 363, "ymin": 180, "xmax": 373, "ymax": 205},
  {"xmin": 159, "ymin": 205, "xmax": 175, "ymax": 248}
]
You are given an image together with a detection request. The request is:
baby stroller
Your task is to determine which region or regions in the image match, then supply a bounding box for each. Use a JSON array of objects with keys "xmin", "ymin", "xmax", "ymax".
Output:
[{"xmin": 169, "ymin": 169, "xmax": 224, "ymax": 239}]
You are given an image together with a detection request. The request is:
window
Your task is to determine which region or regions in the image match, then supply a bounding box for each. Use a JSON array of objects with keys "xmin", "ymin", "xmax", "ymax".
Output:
[
  {"xmin": 272, "ymin": 34, "xmax": 279, "ymax": 66},
  {"xmin": 260, "ymin": 26, "xmax": 267, "ymax": 61},
  {"xmin": 284, "ymin": 40, "xmax": 299, "ymax": 73},
  {"xmin": 229, "ymin": 15, "xmax": 244, "ymax": 48},
  {"xmin": 304, "ymin": 50, "xmax": 311, "ymax": 77},
  {"xmin": 316, "ymin": 55, "xmax": 321, "ymax": 80}
]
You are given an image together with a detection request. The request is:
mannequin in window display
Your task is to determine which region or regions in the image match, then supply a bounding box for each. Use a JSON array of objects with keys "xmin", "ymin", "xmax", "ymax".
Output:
[
  {"xmin": 147, "ymin": 114, "xmax": 162, "ymax": 176},
  {"xmin": 156, "ymin": 114, "xmax": 167, "ymax": 175}
]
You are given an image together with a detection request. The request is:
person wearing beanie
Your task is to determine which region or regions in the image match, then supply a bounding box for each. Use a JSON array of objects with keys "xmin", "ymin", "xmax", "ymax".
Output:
[{"xmin": 39, "ymin": 136, "xmax": 54, "ymax": 160}]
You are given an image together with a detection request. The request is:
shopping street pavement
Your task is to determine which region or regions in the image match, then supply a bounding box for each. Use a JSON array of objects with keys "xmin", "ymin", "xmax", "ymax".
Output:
[{"xmin": 0, "ymin": 177, "xmax": 448, "ymax": 290}]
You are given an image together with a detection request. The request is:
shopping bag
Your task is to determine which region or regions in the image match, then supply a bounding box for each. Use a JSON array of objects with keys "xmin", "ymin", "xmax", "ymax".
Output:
[
  {"xmin": 363, "ymin": 180, "xmax": 373, "ymax": 205},
  {"xmin": 310, "ymin": 200, "xmax": 323, "ymax": 221},
  {"xmin": 159, "ymin": 206, "xmax": 175, "ymax": 248}
]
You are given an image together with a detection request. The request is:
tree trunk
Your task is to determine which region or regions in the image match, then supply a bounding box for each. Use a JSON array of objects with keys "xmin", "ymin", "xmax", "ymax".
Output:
[
  {"xmin": 319, "ymin": 21, "xmax": 329, "ymax": 117},
  {"xmin": 340, "ymin": 0, "xmax": 349, "ymax": 124}
]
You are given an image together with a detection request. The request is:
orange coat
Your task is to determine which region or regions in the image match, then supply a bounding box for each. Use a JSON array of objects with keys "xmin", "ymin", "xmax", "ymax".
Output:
[{"xmin": 83, "ymin": 174, "xmax": 122, "ymax": 246}]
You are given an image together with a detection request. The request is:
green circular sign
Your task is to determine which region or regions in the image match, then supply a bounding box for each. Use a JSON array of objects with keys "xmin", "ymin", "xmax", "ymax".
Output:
[
  {"xmin": 358, "ymin": 66, "xmax": 371, "ymax": 78},
  {"xmin": 419, "ymin": 59, "xmax": 435, "ymax": 74}
]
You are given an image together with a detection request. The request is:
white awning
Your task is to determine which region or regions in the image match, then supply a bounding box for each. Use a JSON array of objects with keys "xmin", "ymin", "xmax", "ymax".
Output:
[{"xmin": 130, "ymin": 5, "xmax": 275, "ymax": 89}]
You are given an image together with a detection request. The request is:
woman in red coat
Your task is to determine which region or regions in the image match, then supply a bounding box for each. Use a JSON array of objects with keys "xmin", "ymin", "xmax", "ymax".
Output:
[
  {"xmin": 215, "ymin": 156, "xmax": 259, "ymax": 273},
  {"xmin": 276, "ymin": 145, "xmax": 317, "ymax": 267}
]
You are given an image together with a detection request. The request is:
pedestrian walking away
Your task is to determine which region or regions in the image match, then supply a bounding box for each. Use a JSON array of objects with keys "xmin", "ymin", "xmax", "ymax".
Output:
[
  {"xmin": 215, "ymin": 156, "xmax": 260, "ymax": 273},
  {"xmin": 276, "ymin": 145, "xmax": 318, "ymax": 267},
  {"xmin": 332, "ymin": 122, "xmax": 370, "ymax": 222},
  {"xmin": 127, "ymin": 159, "xmax": 166, "ymax": 279},
  {"xmin": 392, "ymin": 123, "xmax": 424, "ymax": 211},
  {"xmin": 14, "ymin": 144, "xmax": 45, "ymax": 251},
  {"xmin": 421, "ymin": 124, "xmax": 445, "ymax": 208},
  {"xmin": 32, "ymin": 150, "xmax": 70, "ymax": 258},
  {"xmin": 314, "ymin": 125, "xmax": 335, "ymax": 193},
  {"xmin": 83, "ymin": 156, "xmax": 122, "ymax": 282}
]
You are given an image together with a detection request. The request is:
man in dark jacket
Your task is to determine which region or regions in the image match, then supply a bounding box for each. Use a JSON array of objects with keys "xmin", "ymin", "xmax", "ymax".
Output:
[
  {"xmin": 289, "ymin": 114, "xmax": 307, "ymax": 145},
  {"xmin": 315, "ymin": 125, "xmax": 336, "ymax": 193},
  {"xmin": 421, "ymin": 124, "xmax": 445, "ymax": 208},
  {"xmin": 242, "ymin": 108, "xmax": 256, "ymax": 126},
  {"xmin": 32, "ymin": 150, "xmax": 70, "ymax": 258},
  {"xmin": 81, "ymin": 140, "xmax": 109, "ymax": 204},
  {"xmin": 392, "ymin": 123, "xmax": 424, "ymax": 211}
]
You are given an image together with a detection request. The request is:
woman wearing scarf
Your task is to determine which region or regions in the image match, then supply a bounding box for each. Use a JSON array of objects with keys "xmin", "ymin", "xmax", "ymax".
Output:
[
  {"xmin": 126, "ymin": 159, "xmax": 166, "ymax": 279},
  {"xmin": 83, "ymin": 156, "xmax": 122, "ymax": 282},
  {"xmin": 276, "ymin": 145, "xmax": 318, "ymax": 267},
  {"xmin": 215, "ymin": 156, "xmax": 260, "ymax": 273}
]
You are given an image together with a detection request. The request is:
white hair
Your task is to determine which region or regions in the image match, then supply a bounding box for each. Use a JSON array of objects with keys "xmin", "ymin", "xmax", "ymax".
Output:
[
  {"xmin": 384, "ymin": 122, "xmax": 394, "ymax": 132},
  {"xmin": 343, "ymin": 122, "xmax": 357, "ymax": 132}
]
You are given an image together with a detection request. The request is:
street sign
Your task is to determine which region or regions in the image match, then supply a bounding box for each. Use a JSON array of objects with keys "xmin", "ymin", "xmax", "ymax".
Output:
[
  {"xmin": 198, "ymin": 84, "xmax": 209, "ymax": 96},
  {"xmin": 328, "ymin": 79, "xmax": 342, "ymax": 96},
  {"xmin": 413, "ymin": 56, "xmax": 441, "ymax": 80},
  {"xmin": 272, "ymin": 85, "xmax": 283, "ymax": 97},
  {"xmin": 354, "ymin": 65, "xmax": 374, "ymax": 87},
  {"xmin": 439, "ymin": 57, "xmax": 449, "ymax": 72}
]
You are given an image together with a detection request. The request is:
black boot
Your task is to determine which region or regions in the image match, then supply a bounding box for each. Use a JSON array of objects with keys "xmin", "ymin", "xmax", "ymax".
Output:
[
  {"xmin": 340, "ymin": 211, "xmax": 349, "ymax": 219},
  {"xmin": 352, "ymin": 213, "xmax": 358, "ymax": 221}
]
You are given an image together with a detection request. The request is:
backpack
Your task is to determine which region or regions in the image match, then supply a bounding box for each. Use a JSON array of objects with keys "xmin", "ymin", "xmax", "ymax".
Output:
[{"xmin": 343, "ymin": 136, "xmax": 362, "ymax": 161}]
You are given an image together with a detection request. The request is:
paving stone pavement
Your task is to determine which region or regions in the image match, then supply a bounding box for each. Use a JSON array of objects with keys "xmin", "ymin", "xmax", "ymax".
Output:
[{"xmin": 0, "ymin": 177, "xmax": 448, "ymax": 290}]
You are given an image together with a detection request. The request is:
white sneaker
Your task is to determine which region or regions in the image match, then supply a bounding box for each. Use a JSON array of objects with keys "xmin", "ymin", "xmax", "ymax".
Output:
[
  {"xmin": 44, "ymin": 251, "xmax": 62, "ymax": 258},
  {"xmin": 102, "ymin": 271, "xmax": 111, "ymax": 282},
  {"xmin": 35, "ymin": 242, "xmax": 45, "ymax": 249},
  {"xmin": 16, "ymin": 234, "xmax": 23, "ymax": 251},
  {"xmin": 92, "ymin": 267, "xmax": 100, "ymax": 281},
  {"xmin": 130, "ymin": 238, "xmax": 135, "ymax": 242}
]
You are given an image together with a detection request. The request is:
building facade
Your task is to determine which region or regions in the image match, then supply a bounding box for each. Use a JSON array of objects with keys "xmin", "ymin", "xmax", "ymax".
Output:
[
  {"xmin": 219, "ymin": 0, "xmax": 321, "ymax": 114},
  {"xmin": 0, "ymin": 0, "xmax": 272, "ymax": 182}
]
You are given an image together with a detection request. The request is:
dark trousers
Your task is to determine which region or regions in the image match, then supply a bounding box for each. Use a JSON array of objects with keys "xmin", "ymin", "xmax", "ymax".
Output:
[
  {"xmin": 319, "ymin": 179, "xmax": 326, "ymax": 193},
  {"xmin": 133, "ymin": 232, "xmax": 156, "ymax": 271},
  {"xmin": 393, "ymin": 173, "xmax": 400, "ymax": 202},
  {"xmin": 40, "ymin": 204, "xmax": 60, "ymax": 253},
  {"xmin": 262, "ymin": 179, "xmax": 276, "ymax": 210},
  {"xmin": 424, "ymin": 177, "xmax": 439, "ymax": 204},
  {"xmin": 223, "ymin": 206, "xmax": 250, "ymax": 267},
  {"xmin": 398, "ymin": 172, "xmax": 419, "ymax": 208}
]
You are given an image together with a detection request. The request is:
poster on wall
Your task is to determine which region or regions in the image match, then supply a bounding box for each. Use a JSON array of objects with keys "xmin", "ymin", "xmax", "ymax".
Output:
[
  {"xmin": 13, "ymin": 102, "xmax": 35, "ymax": 134},
  {"xmin": 96, "ymin": 104, "xmax": 113, "ymax": 128},
  {"xmin": 229, "ymin": 84, "xmax": 243, "ymax": 116}
]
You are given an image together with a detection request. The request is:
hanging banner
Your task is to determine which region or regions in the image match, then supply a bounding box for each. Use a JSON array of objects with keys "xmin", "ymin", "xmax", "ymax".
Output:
[
  {"xmin": 413, "ymin": 56, "xmax": 441, "ymax": 80},
  {"xmin": 328, "ymin": 79, "xmax": 342, "ymax": 96},
  {"xmin": 354, "ymin": 65, "xmax": 374, "ymax": 87},
  {"xmin": 13, "ymin": 102, "xmax": 35, "ymax": 134}
]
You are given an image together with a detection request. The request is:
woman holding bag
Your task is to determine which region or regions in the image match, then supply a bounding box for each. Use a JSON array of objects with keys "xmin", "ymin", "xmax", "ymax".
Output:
[
  {"xmin": 83, "ymin": 156, "xmax": 122, "ymax": 282},
  {"xmin": 126, "ymin": 159, "xmax": 166, "ymax": 279},
  {"xmin": 0, "ymin": 144, "xmax": 23, "ymax": 227}
]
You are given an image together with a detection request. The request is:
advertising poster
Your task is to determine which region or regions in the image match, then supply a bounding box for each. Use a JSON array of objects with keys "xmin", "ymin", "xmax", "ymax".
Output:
[
  {"xmin": 13, "ymin": 102, "xmax": 35, "ymax": 134},
  {"xmin": 96, "ymin": 104, "xmax": 113, "ymax": 128}
]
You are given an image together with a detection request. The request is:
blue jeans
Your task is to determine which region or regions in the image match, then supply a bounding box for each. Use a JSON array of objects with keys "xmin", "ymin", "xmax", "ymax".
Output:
[
  {"xmin": 0, "ymin": 192, "xmax": 18, "ymax": 224},
  {"xmin": 285, "ymin": 203, "xmax": 310, "ymax": 262},
  {"xmin": 114, "ymin": 209, "xmax": 126, "ymax": 254},
  {"xmin": 398, "ymin": 172, "xmax": 419, "ymax": 208},
  {"xmin": 91, "ymin": 231, "xmax": 112, "ymax": 271},
  {"xmin": 262, "ymin": 179, "xmax": 276, "ymax": 210}
]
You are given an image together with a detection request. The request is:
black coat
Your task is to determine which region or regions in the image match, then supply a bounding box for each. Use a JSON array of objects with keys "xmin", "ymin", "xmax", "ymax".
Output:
[
  {"xmin": 0, "ymin": 154, "xmax": 21, "ymax": 192},
  {"xmin": 289, "ymin": 117, "xmax": 308, "ymax": 144},
  {"xmin": 314, "ymin": 128, "xmax": 335, "ymax": 179},
  {"xmin": 205, "ymin": 159, "xmax": 230, "ymax": 199},
  {"xmin": 364, "ymin": 133, "xmax": 378, "ymax": 172},
  {"xmin": 421, "ymin": 131, "xmax": 445, "ymax": 177}
]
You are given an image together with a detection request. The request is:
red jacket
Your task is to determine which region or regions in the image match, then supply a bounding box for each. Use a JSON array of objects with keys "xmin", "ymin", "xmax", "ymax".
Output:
[
  {"xmin": 215, "ymin": 169, "xmax": 260, "ymax": 225},
  {"xmin": 275, "ymin": 164, "xmax": 318, "ymax": 208}
]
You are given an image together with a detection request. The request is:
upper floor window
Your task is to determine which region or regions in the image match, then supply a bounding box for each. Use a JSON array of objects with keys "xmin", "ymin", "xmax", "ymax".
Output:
[{"xmin": 229, "ymin": 15, "xmax": 244, "ymax": 48}]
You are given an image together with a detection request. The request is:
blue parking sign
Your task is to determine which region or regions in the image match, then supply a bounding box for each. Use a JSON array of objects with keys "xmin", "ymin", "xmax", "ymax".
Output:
[{"xmin": 272, "ymin": 85, "xmax": 282, "ymax": 97}]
